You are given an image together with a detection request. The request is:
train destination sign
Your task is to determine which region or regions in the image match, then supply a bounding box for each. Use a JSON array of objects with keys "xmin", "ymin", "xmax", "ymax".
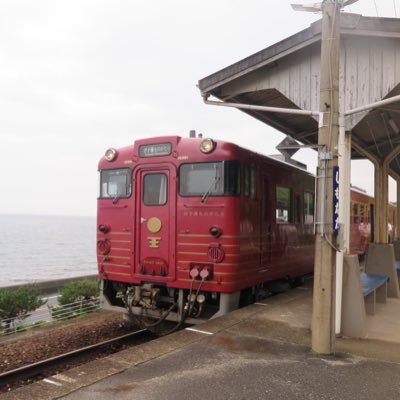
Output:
[{"xmin": 139, "ymin": 143, "xmax": 172, "ymax": 157}]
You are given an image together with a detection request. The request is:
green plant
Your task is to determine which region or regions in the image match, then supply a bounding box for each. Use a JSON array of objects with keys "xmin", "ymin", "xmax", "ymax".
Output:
[
  {"xmin": 0, "ymin": 286, "xmax": 46, "ymax": 333},
  {"xmin": 48, "ymin": 279, "xmax": 100, "ymax": 322},
  {"xmin": 58, "ymin": 279, "xmax": 99, "ymax": 305}
]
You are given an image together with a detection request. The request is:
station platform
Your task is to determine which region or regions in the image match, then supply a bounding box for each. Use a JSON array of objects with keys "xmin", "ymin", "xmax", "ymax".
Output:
[{"xmin": 3, "ymin": 278, "xmax": 400, "ymax": 400}]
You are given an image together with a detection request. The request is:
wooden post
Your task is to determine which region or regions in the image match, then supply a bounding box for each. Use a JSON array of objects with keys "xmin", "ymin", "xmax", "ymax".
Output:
[
  {"xmin": 312, "ymin": 0, "xmax": 340, "ymax": 355},
  {"xmin": 396, "ymin": 179, "xmax": 400, "ymax": 240},
  {"xmin": 336, "ymin": 123, "xmax": 351, "ymax": 334},
  {"xmin": 374, "ymin": 164, "xmax": 388, "ymax": 243}
]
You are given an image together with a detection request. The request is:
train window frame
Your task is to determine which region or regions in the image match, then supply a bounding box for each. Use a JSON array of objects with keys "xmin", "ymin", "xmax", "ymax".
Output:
[
  {"xmin": 303, "ymin": 191, "xmax": 314, "ymax": 224},
  {"xmin": 353, "ymin": 203, "xmax": 359, "ymax": 224},
  {"xmin": 294, "ymin": 193, "xmax": 301, "ymax": 225},
  {"xmin": 243, "ymin": 165, "xmax": 250, "ymax": 197},
  {"xmin": 359, "ymin": 204, "xmax": 365, "ymax": 223},
  {"xmin": 250, "ymin": 166, "xmax": 257, "ymax": 200},
  {"xmin": 143, "ymin": 173, "xmax": 168, "ymax": 206},
  {"xmin": 99, "ymin": 168, "xmax": 132, "ymax": 199},
  {"xmin": 179, "ymin": 161, "xmax": 240, "ymax": 197},
  {"xmin": 261, "ymin": 176, "xmax": 270, "ymax": 222},
  {"xmin": 276, "ymin": 185, "xmax": 292, "ymax": 224}
]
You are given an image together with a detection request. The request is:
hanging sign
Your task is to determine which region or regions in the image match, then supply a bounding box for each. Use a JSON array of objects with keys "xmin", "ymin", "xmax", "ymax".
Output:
[{"xmin": 333, "ymin": 165, "xmax": 339, "ymax": 236}]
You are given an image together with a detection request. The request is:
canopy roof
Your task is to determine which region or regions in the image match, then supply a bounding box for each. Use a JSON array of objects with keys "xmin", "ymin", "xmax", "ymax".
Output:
[{"xmin": 198, "ymin": 13, "xmax": 400, "ymax": 179}]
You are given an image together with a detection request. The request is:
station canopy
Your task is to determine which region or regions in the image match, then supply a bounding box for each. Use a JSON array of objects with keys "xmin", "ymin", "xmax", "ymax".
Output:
[{"xmin": 198, "ymin": 13, "xmax": 400, "ymax": 180}]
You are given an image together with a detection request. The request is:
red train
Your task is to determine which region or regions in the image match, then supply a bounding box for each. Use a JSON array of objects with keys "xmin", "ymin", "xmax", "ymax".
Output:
[
  {"xmin": 349, "ymin": 186, "xmax": 396, "ymax": 255},
  {"xmin": 96, "ymin": 135, "xmax": 395, "ymax": 327}
]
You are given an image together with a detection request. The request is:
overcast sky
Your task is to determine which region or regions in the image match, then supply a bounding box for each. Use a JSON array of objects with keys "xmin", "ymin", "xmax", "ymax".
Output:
[{"xmin": 1, "ymin": 0, "xmax": 399, "ymax": 217}]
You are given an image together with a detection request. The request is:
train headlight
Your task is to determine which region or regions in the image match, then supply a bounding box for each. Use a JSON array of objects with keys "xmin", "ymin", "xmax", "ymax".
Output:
[
  {"xmin": 105, "ymin": 148, "xmax": 118, "ymax": 162},
  {"xmin": 209, "ymin": 226, "xmax": 222, "ymax": 238},
  {"xmin": 97, "ymin": 239, "xmax": 111, "ymax": 255},
  {"xmin": 98, "ymin": 224, "xmax": 110, "ymax": 233},
  {"xmin": 200, "ymin": 138, "xmax": 216, "ymax": 154}
]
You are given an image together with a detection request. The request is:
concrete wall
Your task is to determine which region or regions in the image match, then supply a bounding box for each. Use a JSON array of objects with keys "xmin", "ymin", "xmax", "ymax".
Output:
[{"xmin": 0, "ymin": 275, "xmax": 98, "ymax": 295}]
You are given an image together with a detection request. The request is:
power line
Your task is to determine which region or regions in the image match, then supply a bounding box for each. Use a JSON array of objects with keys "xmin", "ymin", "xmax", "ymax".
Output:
[{"xmin": 394, "ymin": 0, "xmax": 398, "ymax": 17}]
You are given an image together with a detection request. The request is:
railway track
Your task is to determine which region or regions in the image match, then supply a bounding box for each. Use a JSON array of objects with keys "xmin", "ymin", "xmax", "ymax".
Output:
[{"xmin": 0, "ymin": 328, "xmax": 149, "ymax": 390}]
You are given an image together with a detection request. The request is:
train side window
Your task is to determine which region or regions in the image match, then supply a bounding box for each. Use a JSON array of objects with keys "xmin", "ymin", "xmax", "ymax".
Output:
[
  {"xmin": 353, "ymin": 203, "xmax": 359, "ymax": 224},
  {"xmin": 179, "ymin": 161, "xmax": 239, "ymax": 197},
  {"xmin": 243, "ymin": 165, "xmax": 250, "ymax": 197},
  {"xmin": 262, "ymin": 177, "xmax": 270, "ymax": 221},
  {"xmin": 223, "ymin": 160, "xmax": 240, "ymax": 195},
  {"xmin": 143, "ymin": 173, "xmax": 167, "ymax": 205},
  {"xmin": 294, "ymin": 194, "xmax": 301, "ymax": 224},
  {"xmin": 304, "ymin": 192, "xmax": 314, "ymax": 224},
  {"xmin": 360, "ymin": 205, "xmax": 365, "ymax": 223},
  {"xmin": 250, "ymin": 166, "xmax": 257, "ymax": 199},
  {"xmin": 276, "ymin": 186, "xmax": 291, "ymax": 223}
]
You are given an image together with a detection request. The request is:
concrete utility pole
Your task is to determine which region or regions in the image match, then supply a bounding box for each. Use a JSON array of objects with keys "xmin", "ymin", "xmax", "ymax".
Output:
[{"xmin": 312, "ymin": 0, "xmax": 341, "ymax": 355}]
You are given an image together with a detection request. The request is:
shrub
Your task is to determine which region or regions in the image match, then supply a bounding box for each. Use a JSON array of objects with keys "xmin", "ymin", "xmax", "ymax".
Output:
[
  {"xmin": 48, "ymin": 279, "xmax": 100, "ymax": 321},
  {"xmin": 0, "ymin": 286, "xmax": 46, "ymax": 332},
  {"xmin": 58, "ymin": 279, "xmax": 99, "ymax": 305}
]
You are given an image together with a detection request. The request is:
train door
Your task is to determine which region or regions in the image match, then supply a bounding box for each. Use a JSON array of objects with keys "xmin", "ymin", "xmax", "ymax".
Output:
[
  {"xmin": 261, "ymin": 176, "xmax": 272, "ymax": 267},
  {"xmin": 134, "ymin": 165, "xmax": 176, "ymax": 281}
]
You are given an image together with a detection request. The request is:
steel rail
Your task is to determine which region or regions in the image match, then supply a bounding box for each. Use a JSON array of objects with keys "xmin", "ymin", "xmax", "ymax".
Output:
[{"xmin": 0, "ymin": 328, "xmax": 147, "ymax": 388}]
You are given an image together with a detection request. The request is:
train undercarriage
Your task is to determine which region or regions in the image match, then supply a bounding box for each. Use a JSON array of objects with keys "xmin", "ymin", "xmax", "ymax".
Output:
[{"xmin": 100, "ymin": 276, "xmax": 306, "ymax": 333}]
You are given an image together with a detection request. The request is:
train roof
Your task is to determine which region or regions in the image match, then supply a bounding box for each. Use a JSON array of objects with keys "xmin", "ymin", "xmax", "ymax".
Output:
[
  {"xmin": 98, "ymin": 135, "xmax": 316, "ymax": 177},
  {"xmin": 350, "ymin": 184, "xmax": 368, "ymax": 195}
]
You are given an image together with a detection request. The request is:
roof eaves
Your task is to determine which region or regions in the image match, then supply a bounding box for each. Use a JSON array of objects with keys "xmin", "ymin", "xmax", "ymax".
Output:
[
  {"xmin": 198, "ymin": 25, "xmax": 320, "ymax": 96},
  {"xmin": 198, "ymin": 13, "xmax": 400, "ymax": 97}
]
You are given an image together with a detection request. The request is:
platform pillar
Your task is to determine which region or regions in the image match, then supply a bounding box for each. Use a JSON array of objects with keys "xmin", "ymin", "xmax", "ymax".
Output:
[
  {"xmin": 336, "ymin": 126, "xmax": 351, "ymax": 335},
  {"xmin": 341, "ymin": 255, "xmax": 367, "ymax": 338},
  {"xmin": 397, "ymin": 179, "xmax": 400, "ymax": 240},
  {"xmin": 374, "ymin": 163, "xmax": 388, "ymax": 243}
]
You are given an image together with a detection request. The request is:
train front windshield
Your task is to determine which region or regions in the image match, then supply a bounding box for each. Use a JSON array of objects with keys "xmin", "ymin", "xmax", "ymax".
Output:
[
  {"xmin": 179, "ymin": 161, "xmax": 240, "ymax": 197},
  {"xmin": 99, "ymin": 168, "xmax": 131, "ymax": 198}
]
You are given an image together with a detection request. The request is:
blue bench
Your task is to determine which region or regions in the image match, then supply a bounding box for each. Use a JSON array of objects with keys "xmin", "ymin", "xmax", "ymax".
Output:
[{"xmin": 360, "ymin": 272, "xmax": 389, "ymax": 315}]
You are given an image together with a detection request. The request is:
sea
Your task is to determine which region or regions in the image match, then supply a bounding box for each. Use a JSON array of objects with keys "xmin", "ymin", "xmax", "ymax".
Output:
[{"xmin": 0, "ymin": 214, "xmax": 97, "ymax": 288}]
